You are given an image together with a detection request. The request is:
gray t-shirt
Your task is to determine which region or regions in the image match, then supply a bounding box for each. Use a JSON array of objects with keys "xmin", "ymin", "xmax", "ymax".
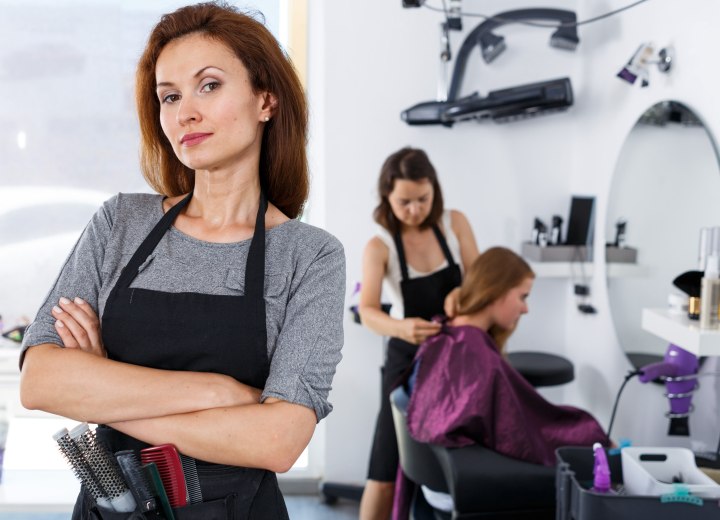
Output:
[{"xmin": 21, "ymin": 193, "xmax": 346, "ymax": 421}]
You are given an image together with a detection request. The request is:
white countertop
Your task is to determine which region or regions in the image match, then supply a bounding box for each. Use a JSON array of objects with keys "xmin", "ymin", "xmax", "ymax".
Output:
[
  {"xmin": 0, "ymin": 346, "xmax": 84, "ymax": 511},
  {"xmin": 0, "ymin": 469, "xmax": 78, "ymax": 512},
  {"xmin": 642, "ymin": 307, "xmax": 720, "ymax": 356},
  {"xmin": 0, "ymin": 345, "xmax": 21, "ymax": 386}
]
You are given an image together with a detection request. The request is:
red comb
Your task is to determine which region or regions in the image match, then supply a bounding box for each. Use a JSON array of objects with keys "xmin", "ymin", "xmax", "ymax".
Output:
[{"xmin": 140, "ymin": 444, "xmax": 188, "ymax": 507}]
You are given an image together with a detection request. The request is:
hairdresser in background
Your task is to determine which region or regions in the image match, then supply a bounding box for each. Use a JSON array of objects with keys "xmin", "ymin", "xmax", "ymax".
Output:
[
  {"xmin": 358, "ymin": 147, "xmax": 479, "ymax": 520},
  {"xmin": 19, "ymin": 3, "xmax": 344, "ymax": 519},
  {"xmin": 393, "ymin": 247, "xmax": 609, "ymax": 518}
]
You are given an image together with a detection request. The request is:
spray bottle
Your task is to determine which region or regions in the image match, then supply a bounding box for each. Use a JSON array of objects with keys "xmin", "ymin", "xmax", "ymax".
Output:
[{"xmin": 592, "ymin": 442, "xmax": 615, "ymax": 494}]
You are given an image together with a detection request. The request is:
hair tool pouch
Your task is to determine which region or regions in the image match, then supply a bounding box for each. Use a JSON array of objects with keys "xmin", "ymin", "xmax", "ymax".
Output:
[
  {"xmin": 87, "ymin": 494, "xmax": 237, "ymax": 520},
  {"xmin": 87, "ymin": 507, "xmax": 147, "ymax": 520},
  {"xmin": 64, "ymin": 427, "xmax": 260, "ymax": 520},
  {"xmin": 170, "ymin": 493, "xmax": 237, "ymax": 520}
]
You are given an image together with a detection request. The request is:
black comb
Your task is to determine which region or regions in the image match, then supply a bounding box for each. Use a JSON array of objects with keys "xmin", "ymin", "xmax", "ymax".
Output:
[
  {"xmin": 179, "ymin": 454, "xmax": 203, "ymax": 504},
  {"xmin": 115, "ymin": 450, "xmax": 157, "ymax": 513}
]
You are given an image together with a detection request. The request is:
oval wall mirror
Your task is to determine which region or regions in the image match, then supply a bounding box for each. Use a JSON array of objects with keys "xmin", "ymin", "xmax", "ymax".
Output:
[{"xmin": 607, "ymin": 101, "xmax": 720, "ymax": 367}]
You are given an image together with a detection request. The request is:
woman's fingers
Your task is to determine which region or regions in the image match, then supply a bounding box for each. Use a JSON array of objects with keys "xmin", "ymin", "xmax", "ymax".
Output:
[
  {"xmin": 410, "ymin": 319, "xmax": 442, "ymax": 343},
  {"xmin": 53, "ymin": 297, "xmax": 106, "ymax": 356},
  {"xmin": 57, "ymin": 297, "xmax": 100, "ymax": 342},
  {"xmin": 53, "ymin": 313, "xmax": 79, "ymax": 348},
  {"xmin": 71, "ymin": 297, "xmax": 103, "ymax": 345},
  {"xmin": 415, "ymin": 320, "xmax": 442, "ymax": 333},
  {"xmin": 53, "ymin": 302, "xmax": 91, "ymax": 346}
]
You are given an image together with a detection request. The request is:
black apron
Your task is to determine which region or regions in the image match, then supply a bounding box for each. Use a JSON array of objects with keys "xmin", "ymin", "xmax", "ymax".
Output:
[
  {"xmin": 72, "ymin": 191, "xmax": 289, "ymax": 520},
  {"xmin": 367, "ymin": 225, "xmax": 462, "ymax": 481}
]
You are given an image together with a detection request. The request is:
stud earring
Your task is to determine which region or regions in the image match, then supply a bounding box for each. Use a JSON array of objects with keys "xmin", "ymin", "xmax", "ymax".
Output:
[{"xmin": 264, "ymin": 116, "xmax": 270, "ymax": 122}]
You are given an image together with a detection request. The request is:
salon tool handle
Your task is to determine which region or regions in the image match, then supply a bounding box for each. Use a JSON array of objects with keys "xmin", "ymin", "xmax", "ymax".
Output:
[{"xmin": 115, "ymin": 450, "xmax": 158, "ymax": 513}]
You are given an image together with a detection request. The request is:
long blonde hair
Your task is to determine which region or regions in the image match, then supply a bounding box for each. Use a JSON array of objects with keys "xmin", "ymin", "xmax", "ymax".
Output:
[{"xmin": 456, "ymin": 247, "xmax": 534, "ymax": 352}]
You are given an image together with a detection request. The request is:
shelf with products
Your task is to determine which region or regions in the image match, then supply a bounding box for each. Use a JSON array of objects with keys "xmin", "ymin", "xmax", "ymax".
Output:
[
  {"xmin": 522, "ymin": 242, "xmax": 644, "ymax": 278},
  {"xmin": 641, "ymin": 307, "xmax": 720, "ymax": 356}
]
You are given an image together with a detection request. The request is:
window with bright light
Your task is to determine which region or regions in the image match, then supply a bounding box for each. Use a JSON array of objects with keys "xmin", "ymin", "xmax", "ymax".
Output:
[{"xmin": 0, "ymin": 0, "xmax": 316, "ymax": 482}]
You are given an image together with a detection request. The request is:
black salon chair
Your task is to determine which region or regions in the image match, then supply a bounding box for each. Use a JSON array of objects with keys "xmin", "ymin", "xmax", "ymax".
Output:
[
  {"xmin": 390, "ymin": 386, "xmax": 556, "ymax": 520},
  {"xmin": 319, "ymin": 350, "xmax": 574, "ymax": 507},
  {"xmin": 506, "ymin": 351, "xmax": 574, "ymax": 387}
]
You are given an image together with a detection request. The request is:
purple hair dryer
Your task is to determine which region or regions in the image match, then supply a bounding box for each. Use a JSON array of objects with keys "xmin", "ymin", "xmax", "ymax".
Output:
[{"xmin": 638, "ymin": 344, "xmax": 698, "ymax": 436}]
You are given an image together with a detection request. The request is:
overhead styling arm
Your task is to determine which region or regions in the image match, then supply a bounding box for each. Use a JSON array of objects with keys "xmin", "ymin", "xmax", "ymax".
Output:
[
  {"xmin": 447, "ymin": 9, "xmax": 578, "ymax": 102},
  {"xmin": 400, "ymin": 8, "xmax": 578, "ymax": 126}
]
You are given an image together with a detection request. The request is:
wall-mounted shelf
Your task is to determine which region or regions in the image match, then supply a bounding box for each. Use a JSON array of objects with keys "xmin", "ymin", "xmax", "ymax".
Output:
[
  {"xmin": 526, "ymin": 261, "xmax": 593, "ymax": 278},
  {"xmin": 527, "ymin": 261, "xmax": 647, "ymax": 279},
  {"xmin": 641, "ymin": 307, "xmax": 720, "ymax": 356}
]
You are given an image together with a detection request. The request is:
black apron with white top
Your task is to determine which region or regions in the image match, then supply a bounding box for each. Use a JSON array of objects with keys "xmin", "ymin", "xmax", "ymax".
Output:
[
  {"xmin": 72, "ymin": 191, "xmax": 289, "ymax": 519},
  {"xmin": 367, "ymin": 224, "xmax": 462, "ymax": 481}
]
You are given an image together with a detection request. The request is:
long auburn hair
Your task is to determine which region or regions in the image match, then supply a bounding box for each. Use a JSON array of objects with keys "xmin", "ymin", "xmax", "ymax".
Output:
[
  {"xmin": 135, "ymin": 1, "xmax": 309, "ymax": 218},
  {"xmin": 373, "ymin": 147, "xmax": 444, "ymax": 235},
  {"xmin": 456, "ymin": 247, "xmax": 534, "ymax": 352}
]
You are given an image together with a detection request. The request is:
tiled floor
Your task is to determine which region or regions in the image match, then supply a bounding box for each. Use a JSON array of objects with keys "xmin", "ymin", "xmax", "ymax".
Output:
[
  {"xmin": 2, "ymin": 494, "xmax": 360, "ymax": 519},
  {"xmin": 0, "ymin": 513, "xmax": 70, "ymax": 520},
  {"xmin": 287, "ymin": 494, "xmax": 360, "ymax": 519}
]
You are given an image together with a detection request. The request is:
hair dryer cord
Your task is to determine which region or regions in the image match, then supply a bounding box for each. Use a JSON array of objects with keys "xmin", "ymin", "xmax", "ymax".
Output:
[{"xmin": 606, "ymin": 369, "xmax": 642, "ymax": 439}]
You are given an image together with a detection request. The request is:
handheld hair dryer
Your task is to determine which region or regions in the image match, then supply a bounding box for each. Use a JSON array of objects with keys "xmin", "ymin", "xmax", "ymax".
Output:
[{"xmin": 638, "ymin": 344, "xmax": 699, "ymax": 436}]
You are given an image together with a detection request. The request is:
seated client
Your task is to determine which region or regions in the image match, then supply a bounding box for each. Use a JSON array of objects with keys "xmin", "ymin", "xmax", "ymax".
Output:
[{"xmin": 395, "ymin": 247, "xmax": 609, "ymax": 517}]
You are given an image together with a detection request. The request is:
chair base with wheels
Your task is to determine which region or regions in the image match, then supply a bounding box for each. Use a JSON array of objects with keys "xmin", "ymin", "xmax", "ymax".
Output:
[
  {"xmin": 319, "ymin": 350, "xmax": 574, "ymax": 510},
  {"xmin": 319, "ymin": 481, "xmax": 364, "ymax": 504}
]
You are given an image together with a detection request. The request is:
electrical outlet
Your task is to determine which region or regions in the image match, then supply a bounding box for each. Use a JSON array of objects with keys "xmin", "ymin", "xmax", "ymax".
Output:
[
  {"xmin": 578, "ymin": 304, "xmax": 597, "ymax": 314},
  {"xmin": 574, "ymin": 284, "xmax": 590, "ymax": 296}
]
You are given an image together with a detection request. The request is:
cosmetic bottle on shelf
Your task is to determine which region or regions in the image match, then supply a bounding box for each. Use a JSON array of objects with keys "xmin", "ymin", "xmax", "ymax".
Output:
[
  {"xmin": 700, "ymin": 254, "xmax": 720, "ymax": 329},
  {"xmin": 550, "ymin": 215, "xmax": 563, "ymax": 245},
  {"xmin": 614, "ymin": 219, "xmax": 627, "ymax": 248},
  {"xmin": 532, "ymin": 218, "xmax": 548, "ymax": 247},
  {"xmin": 673, "ymin": 270, "xmax": 703, "ymax": 320}
]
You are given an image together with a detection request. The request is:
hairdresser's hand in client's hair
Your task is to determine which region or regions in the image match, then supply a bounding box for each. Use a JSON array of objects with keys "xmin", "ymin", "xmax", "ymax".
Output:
[
  {"xmin": 397, "ymin": 317, "xmax": 442, "ymax": 345},
  {"xmin": 443, "ymin": 287, "xmax": 461, "ymax": 318}
]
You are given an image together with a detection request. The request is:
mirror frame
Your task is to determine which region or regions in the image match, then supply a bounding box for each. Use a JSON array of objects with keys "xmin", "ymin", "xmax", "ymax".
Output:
[{"xmin": 604, "ymin": 99, "xmax": 720, "ymax": 370}]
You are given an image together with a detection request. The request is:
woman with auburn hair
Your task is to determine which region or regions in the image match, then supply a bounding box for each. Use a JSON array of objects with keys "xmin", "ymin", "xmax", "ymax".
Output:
[
  {"xmin": 359, "ymin": 146, "xmax": 479, "ymax": 519},
  {"xmin": 19, "ymin": 3, "xmax": 344, "ymax": 519},
  {"xmin": 135, "ymin": 1, "xmax": 309, "ymax": 215},
  {"xmin": 393, "ymin": 247, "xmax": 609, "ymax": 518}
]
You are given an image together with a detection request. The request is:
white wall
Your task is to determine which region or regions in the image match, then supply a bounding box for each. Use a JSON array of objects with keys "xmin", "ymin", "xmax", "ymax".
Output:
[
  {"xmin": 567, "ymin": 0, "xmax": 720, "ymax": 453},
  {"xmin": 308, "ymin": 0, "xmax": 720, "ymax": 483}
]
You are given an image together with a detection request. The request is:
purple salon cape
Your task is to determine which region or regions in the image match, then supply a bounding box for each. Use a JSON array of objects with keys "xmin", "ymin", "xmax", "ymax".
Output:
[
  {"xmin": 393, "ymin": 325, "xmax": 609, "ymax": 519},
  {"xmin": 406, "ymin": 325, "xmax": 609, "ymax": 465}
]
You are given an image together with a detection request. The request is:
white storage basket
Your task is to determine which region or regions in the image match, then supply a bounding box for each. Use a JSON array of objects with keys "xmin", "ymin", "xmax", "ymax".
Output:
[{"xmin": 621, "ymin": 447, "xmax": 720, "ymax": 498}]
